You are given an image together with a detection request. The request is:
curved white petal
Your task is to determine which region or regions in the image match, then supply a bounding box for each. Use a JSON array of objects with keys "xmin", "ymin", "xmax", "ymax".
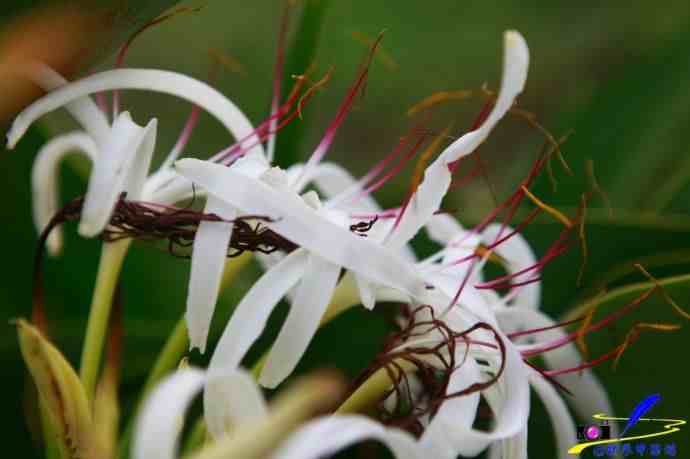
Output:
[
  {"xmin": 422, "ymin": 357, "xmax": 486, "ymax": 457},
  {"xmin": 488, "ymin": 425, "xmax": 528, "ymax": 459},
  {"xmin": 482, "ymin": 223, "xmax": 540, "ymax": 310},
  {"xmin": 497, "ymin": 308, "xmax": 615, "ymax": 433},
  {"xmin": 425, "ymin": 213, "xmax": 466, "ymax": 246},
  {"xmin": 8, "ymin": 68, "xmax": 264, "ymax": 160},
  {"xmin": 289, "ymin": 162, "xmax": 418, "ymax": 263},
  {"xmin": 132, "ymin": 368, "xmax": 205, "ymax": 459},
  {"xmin": 528, "ymin": 371, "xmax": 577, "ymax": 459},
  {"xmin": 21, "ymin": 64, "xmax": 111, "ymax": 146},
  {"xmin": 186, "ymin": 197, "xmax": 236, "ymax": 353},
  {"xmin": 260, "ymin": 255, "xmax": 340, "ymax": 388},
  {"xmin": 204, "ymin": 369, "xmax": 268, "ymax": 439},
  {"xmin": 270, "ymin": 415, "xmax": 421, "ymax": 459},
  {"xmin": 78, "ymin": 113, "xmax": 157, "ymax": 237},
  {"xmin": 175, "ymin": 159, "xmax": 425, "ymax": 299},
  {"xmin": 429, "ymin": 337, "xmax": 530, "ymax": 452},
  {"xmin": 208, "ymin": 248, "xmax": 308, "ymax": 375},
  {"xmin": 385, "ymin": 31, "xmax": 529, "ymax": 249},
  {"xmin": 355, "ymin": 274, "xmax": 376, "ymax": 310},
  {"xmin": 31, "ymin": 131, "xmax": 98, "ymax": 255}
]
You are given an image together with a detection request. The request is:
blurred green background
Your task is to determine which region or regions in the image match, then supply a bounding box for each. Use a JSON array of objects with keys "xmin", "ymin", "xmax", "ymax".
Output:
[{"xmin": 2, "ymin": 1, "xmax": 690, "ymax": 457}]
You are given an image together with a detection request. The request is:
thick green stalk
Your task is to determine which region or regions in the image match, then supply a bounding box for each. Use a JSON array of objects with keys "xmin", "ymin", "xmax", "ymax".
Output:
[{"xmin": 79, "ymin": 239, "xmax": 131, "ymax": 401}]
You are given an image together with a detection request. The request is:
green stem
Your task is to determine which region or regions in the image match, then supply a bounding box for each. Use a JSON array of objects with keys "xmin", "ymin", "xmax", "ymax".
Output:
[{"xmin": 79, "ymin": 239, "xmax": 131, "ymax": 401}]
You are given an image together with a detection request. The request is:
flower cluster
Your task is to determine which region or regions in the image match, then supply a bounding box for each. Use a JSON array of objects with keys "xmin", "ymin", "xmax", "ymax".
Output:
[{"xmin": 14, "ymin": 12, "xmax": 671, "ymax": 459}]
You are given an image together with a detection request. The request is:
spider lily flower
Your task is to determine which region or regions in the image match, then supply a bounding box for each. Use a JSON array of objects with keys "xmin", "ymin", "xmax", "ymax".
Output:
[
  {"xmin": 175, "ymin": 30, "xmax": 529, "ymax": 390},
  {"xmin": 6, "ymin": 62, "xmax": 276, "ymax": 353}
]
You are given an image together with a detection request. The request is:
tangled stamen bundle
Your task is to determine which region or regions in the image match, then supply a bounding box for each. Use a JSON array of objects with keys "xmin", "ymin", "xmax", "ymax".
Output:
[{"xmin": 349, "ymin": 305, "xmax": 506, "ymax": 436}]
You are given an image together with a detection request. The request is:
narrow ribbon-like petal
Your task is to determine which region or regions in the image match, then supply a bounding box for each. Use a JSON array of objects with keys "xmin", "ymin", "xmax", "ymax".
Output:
[
  {"xmin": 483, "ymin": 223, "xmax": 540, "ymax": 310},
  {"xmin": 176, "ymin": 159, "xmax": 426, "ymax": 299},
  {"xmin": 528, "ymin": 371, "xmax": 577, "ymax": 459},
  {"xmin": 497, "ymin": 308, "xmax": 615, "ymax": 433},
  {"xmin": 429, "ymin": 337, "xmax": 530, "ymax": 450},
  {"xmin": 208, "ymin": 249, "xmax": 309, "ymax": 375},
  {"xmin": 7, "ymin": 68, "xmax": 264, "ymax": 160},
  {"xmin": 260, "ymin": 254, "xmax": 341, "ymax": 388},
  {"xmin": 204, "ymin": 369, "xmax": 268, "ymax": 439},
  {"xmin": 31, "ymin": 132, "xmax": 98, "ymax": 255},
  {"xmin": 385, "ymin": 31, "xmax": 529, "ymax": 249},
  {"xmin": 132, "ymin": 368, "xmax": 206, "ymax": 459},
  {"xmin": 270, "ymin": 415, "xmax": 421, "ymax": 459},
  {"xmin": 78, "ymin": 113, "xmax": 157, "ymax": 237},
  {"xmin": 185, "ymin": 196, "xmax": 236, "ymax": 353},
  {"xmin": 25, "ymin": 64, "xmax": 111, "ymax": 146}
]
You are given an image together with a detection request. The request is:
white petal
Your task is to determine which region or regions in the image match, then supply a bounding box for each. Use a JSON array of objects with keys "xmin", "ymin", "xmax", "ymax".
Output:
[
  {"xmin": 132, "ymin": 368, "xmax": 206, "ymax": 459},
  {"xmin": 204, "ymin": 369, "xmax": 267, "ymax": 439},
  {"xmin": 425, "ymin": 214, "xmax": 466, "ymax": 246},
  {"xmin": 482, "ymin": 223, "xmax": 540, "ymax": 310},
  {"xmin": 422, "ymin": 357, "xmax": 486, "ymax": 457},
  {"xmin": 355, "ymin": 274, "xmax": 376, "ymax": 310},
  {"xmin": 175, "ymin": 159, "xmax": 425, "ymax": 299},
  {"xmin": 208, "ymin": 249, "xmax": 308, "ymax": 375},
  {"xmin": 31, "ymin": 131, "xmax": 98, "ymax": 255},
  {"xmin": 488, "ymin": 425, "xmax": 528, "ymax": 459},
  {"xmin": 259, "ymin": 255, "xmax": 340, "ymax": 388},
  {"xmin": 270, "ymin": 415, "xmax": 421, "ymax": 459},
  {"xmin": 8, "ymin": 68, "xmax": 264, "ymax": 159},
  {"xmin": 78, "ymin": 112, "xmax": 157, "ymax": 237},
  {"xmin": 430, "ymin": 338, "xmax": 530, "ymax": 452},
  {"xmin": 528, "ymin": 371, "xmax": 576, "ymax": 459},
  {"xmin": 385, "ymin": 31, "xmax": 529, "ymax": 249},
  {"xmin": 185, "ymin": 196, "xmax": 236, "ymax": 353},
  {"xmin": 497, "ymin": 308, "xmax": 615, "ymax": 434},
  {"xmin": 20, "ymin": 64, "xmax": 111, "ymax": 146}
]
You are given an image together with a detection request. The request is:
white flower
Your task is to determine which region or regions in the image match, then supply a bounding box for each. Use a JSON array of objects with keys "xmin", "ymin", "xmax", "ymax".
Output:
[
  {"xmin": 7, "ymin": 63, "xmax": 275, "ymax": 353},
  {"xmin": 175, "ymin": 30, "xmax": 529, "ymax": 391}
]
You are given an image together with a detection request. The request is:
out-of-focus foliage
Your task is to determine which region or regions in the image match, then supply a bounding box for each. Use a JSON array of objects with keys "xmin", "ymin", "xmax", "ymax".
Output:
[{"xmin": 2, "ymin": 1, "xmax": 690, "ymax": 457}]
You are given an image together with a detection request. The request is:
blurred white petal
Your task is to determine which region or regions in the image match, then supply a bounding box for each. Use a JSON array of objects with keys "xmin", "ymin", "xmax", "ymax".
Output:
[
  {"xmin": 482, "ymin": 223, "xmax": 540, "ymax": 310},
  {"xmin": 270, "ymin": 415, "xmax": 421, "ymax": 459},
  {"xmin": 498, "ymin": 308, "xmax": 616, "ymax": 435},
  {"xmin": 31, "ymin": 131, "xmax": 98, "ymax": 255},
  {"xmin": 528, "ymin": 371, "xmax": 577, "ymax": 459},
  {"xmin": 204, "ymin": 369, "xmax": 268, "ymax": 439},
  {"xmin": 132, "ymin": 368, "xmax": 205, "ymax": 459}
]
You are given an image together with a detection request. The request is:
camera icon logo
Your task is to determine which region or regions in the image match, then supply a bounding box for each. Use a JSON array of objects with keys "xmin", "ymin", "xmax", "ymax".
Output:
[{"xmin": 576, "ymin": 422, "xmax": 611, "ymax": 441}]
